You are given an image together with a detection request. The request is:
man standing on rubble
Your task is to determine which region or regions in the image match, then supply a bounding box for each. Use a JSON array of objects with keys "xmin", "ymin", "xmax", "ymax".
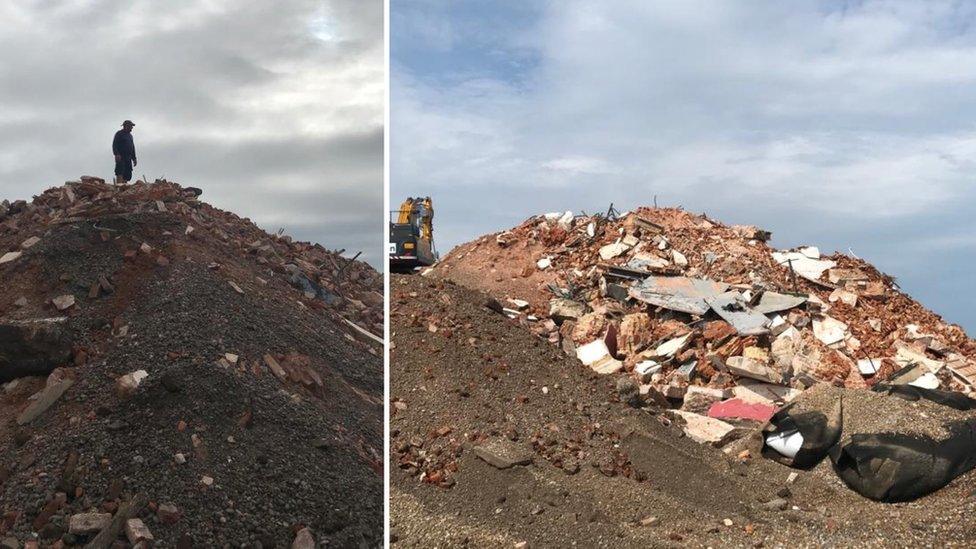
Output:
[{"xmin": 112, "ymin": 120, "xmax": 137, "ymax": 184}]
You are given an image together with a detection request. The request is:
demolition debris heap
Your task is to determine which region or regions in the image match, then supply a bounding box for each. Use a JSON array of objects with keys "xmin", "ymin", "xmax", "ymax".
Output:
[
  {"xmin": 1, "ymin": 176, "xmax": 383, "ymax": 335},
  {"xmin": 433, "ymin": 206, "xmax": 976, "ymax": 435},
  {"xmin": 394, "ymin": 207, "xmax": 976, "ymax": 544},
  {"xmin": 0, "ymin": 177, "xmax": 383, "ymax": 546}
]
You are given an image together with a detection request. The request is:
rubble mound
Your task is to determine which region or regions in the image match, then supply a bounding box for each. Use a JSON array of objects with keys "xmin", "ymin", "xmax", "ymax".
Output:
[
  {"xmin": 0, "ymin": 178, "xmax": 382, "ymax": 547},
  {"xmin": 390, "ymin": 274, "xmax": 767, "ymax": 547},
  {"xmin": 390, "ymin": 274, "xmax": 976, "ymax": 547},
  {"xmin": 433, "ymin": 207, "xmax": 975, "ymax": 406}
]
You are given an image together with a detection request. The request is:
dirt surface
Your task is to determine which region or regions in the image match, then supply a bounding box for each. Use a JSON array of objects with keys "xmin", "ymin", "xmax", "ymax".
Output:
[
  {"xmin": 789, "ymin": 383, "xmax": 974, "ymax": 440},
  {"xmin": 390, "ymin": 274, "xmax": 976, "ymax": 548},
  {"xmin": 0, "ymin": 179, "xmax": 382, "ymax": 547}
]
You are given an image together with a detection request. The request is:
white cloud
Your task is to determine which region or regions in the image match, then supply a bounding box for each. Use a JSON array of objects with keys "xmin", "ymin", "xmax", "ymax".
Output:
[
  {"xmin": 392, "ymin": 0, "xmax": 976, "ymax": 328},
  {"xmin": 542, "ymin": 155, "xmax": 617, "ymax": 175},
  {"xmin": 906, "ymin": 232, "xmax": 976, "ymax": 251},
  {"xmin": 394, "ymin": 0, "xmax": 976, "ymax": 216},
  {"xmin": 0, "ymin": 0, "xmax": 384, "ymax": 266}
]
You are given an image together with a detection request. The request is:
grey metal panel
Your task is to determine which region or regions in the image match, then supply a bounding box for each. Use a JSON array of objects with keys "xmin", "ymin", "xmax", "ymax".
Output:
[
  {"xmin": 707, "ymin": 291, "xmax": 770, "ymax": 335},
  {"xmin": 627, "ymin": 276, "xmax": 728, "ymax": 315}
]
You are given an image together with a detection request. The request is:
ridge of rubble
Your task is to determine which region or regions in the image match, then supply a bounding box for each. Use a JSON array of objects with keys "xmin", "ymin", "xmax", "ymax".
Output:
[
  {"xmin": 431, "ymin": 205, "xmax": 975, "ymax": 433},
  {"xmin": 0, "ymin": 176, "xmax": 382, "ymax": 546},
  {"xmin": 0, "ymin": 176, "xmax": 382, "ymax": 335}
]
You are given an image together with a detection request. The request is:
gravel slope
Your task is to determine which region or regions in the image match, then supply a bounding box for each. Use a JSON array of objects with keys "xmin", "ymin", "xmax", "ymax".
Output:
[
  {"xmin": 1, "ymin": 187, "xmax": 382, "ymax": 547},
  {"xmin": 390, "ymin": 274, "xmax": 976, "ymax": 548}
]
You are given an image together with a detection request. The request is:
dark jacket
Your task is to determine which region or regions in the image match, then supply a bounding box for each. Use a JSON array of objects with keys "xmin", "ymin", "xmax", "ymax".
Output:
[{"xmin": 112, "ymin": 130, "xmax": 137, "ymax": 162}]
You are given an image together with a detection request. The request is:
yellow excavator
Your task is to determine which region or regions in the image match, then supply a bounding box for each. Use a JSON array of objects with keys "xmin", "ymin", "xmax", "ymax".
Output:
[{"xmin": 389, "ymin": 197, "xmax": 436, "ymax": 271}]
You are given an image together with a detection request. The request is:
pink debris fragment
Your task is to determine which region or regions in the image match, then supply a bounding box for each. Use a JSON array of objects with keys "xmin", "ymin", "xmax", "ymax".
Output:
[{"xmin": 707, "ymin": 398, "xmax": 777, "ymax": 422}]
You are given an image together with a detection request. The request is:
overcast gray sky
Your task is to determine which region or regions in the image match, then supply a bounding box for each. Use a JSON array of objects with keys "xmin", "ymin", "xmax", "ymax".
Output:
[
  {"xmin": 392, "ymin": 0, "xmax": 976, "ymax": 332},
  {"xmin": 0, "ymin": 0, "xmax": 383, "ymax": 267}
]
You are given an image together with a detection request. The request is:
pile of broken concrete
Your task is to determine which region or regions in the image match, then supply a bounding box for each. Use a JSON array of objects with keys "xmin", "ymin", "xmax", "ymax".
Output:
[
  {"xmin": 432, "ymin": 206, "xmax": 976, "ymax": 460},
  {"xmin": 0, "ymin": 177, "xmax": 383, "ymax": 547},
  {"xmin": 0, "ymin": 176, "xmax": 383, "ymax": 338}
]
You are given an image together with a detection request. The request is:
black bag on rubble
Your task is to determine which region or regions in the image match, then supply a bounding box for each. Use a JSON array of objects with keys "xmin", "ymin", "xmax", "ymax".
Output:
[
  {"xmin": 829, "ymin": 384, "xmax": 976, "ymax": 502},
  {"xmin": 829, "ymin": 421, "xmax": 976, "ymax": 502},
  {"xmin": 761, "ymin": 398, "xmax": 843, "ymax": 469}
]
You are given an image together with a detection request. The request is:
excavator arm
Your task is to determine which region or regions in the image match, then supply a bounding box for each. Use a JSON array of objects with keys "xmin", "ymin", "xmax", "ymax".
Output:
[{"xmin": 397, "ymin": 198, "xmax": 414, "ymax": 224}]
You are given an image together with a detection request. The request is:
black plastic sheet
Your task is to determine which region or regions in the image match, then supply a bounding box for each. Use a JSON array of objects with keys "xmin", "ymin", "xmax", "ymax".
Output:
[
  {"xmin": 828, "ymin": 384, "xmax": 976, "ymax": 502},
  {"xmin": 761, "ymin": 398, "xmax": 842, "ymax": 469}
]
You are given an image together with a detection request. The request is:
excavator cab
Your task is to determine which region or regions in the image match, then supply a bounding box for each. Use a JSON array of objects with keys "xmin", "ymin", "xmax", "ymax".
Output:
[{"xmin": 389, "ymin": 196, "xmax": 436, "ymax": 271}]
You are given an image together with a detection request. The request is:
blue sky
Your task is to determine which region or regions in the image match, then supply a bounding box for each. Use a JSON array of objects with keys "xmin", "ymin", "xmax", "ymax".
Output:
[{"xmin": 392, "ymin": 0, "xmax": 976, "ymax": 332}]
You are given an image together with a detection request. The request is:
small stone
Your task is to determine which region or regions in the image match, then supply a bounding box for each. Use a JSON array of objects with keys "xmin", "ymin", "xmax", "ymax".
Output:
[
  {"xmin": 124, "ymin": 518, "xmax": 153, "ymax": 545},
  {"xmin": 640, "ymin": 516, "xmax": 659, "ymax": 527},
  {"xmin": 157, "ymin": 503, "xmax": 181, "ymax": 525},
  {"xmin": 291, "ymin": 527, "xmax": 314, "ymax": 549},
  {"xmin": 13, "ymin": 297, "xmax": 27, "ymax": 307},
  {"xmin": 174, "ymin": 453, "xmax": 186, "ymax": 464},
  {"xmin": 670, "ymin": 410, "xmax": 735, "ymax": 444},
  {"xmin": 21, "ymin": 237, "xmax": 41, "ymax": 249},
  {"xmin": 69, "ymin": 513, "xmax": 112, "ymax": 535},
  {"xmin": 140, "ymin": 243, "xmax": 152, "ymax": 254},
  {"xmin": 616, "ymin": 377, "xmax": 643, "ymax": 407},
  {"xmin": 599, "ymin": 241, "xmax": 630, "ymax": 260},
  {"xmin": 671, "ymin": 249, "xmax": 688, "ymax": 267},
  {"xmin": 723, "ymin": 518, "xmax": 733, "ymax": 526},
  {"xmin": 0, "ymin": 251, "xmax": 22, "ymax": 265},
  {"xmin": 115, "ymin": 370, "xmax": 148, "ymax": 398},
  {"xmin": 191, "ymin": 434, "xmax": 207, "ymax": 459},
  {"xmin": 17, "ymin": 379, "xmax": 74, "ymax": 425},
  {"xmin": 311, "ymin": 438, "xmax": 335, "ymax": 451},
  {"xmin": 562, "ymin": 460, "xmax": 580, "ymax": 475},
  {"xmin": 472, "ymin": 439, "xmax": 533, "ymax": 469},
  {"xmin": 201, "ymin": 475, "xmax": 214, "ymax": 486},
  {"xmin": 549, "ymin": 298, "xmax": 585, "ymax": 323},
  {"xmin": 224, "ymin": 353, "xmax": 239, "ymax": 364},
  {"xmin": 228, "ymin": 281, "xmax": 244, "ymax": 294},
  {"xmin": 52, "ymin": 295, "xmax": 75, "ymax": 310}
]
